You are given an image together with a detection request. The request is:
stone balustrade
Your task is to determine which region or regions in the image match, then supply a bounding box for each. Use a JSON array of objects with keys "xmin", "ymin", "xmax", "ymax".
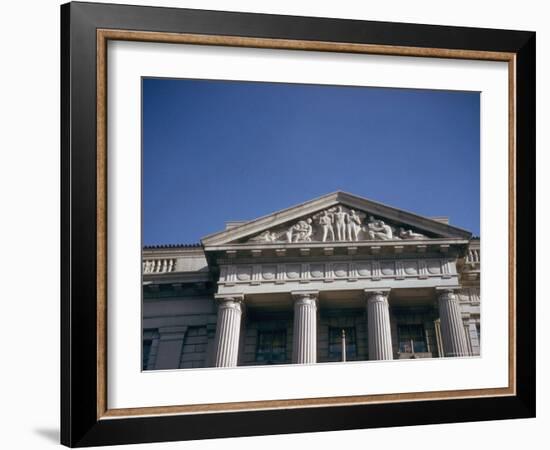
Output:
[
  {"xmin": 143, "ymin": 258, "xmax": 176, "ymax": 274},
  {"xmin": 466, "ymin": 248, "xmax": 480, "ymax": 264}
]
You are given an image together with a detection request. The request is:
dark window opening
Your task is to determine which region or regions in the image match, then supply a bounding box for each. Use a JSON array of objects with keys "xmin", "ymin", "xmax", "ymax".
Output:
[
  {"xmin": 142, "ymin": 339, "xmax": 152, "ymax": 370},
  {"xmin": 398, "ymin": 324, "xmax": 427, "ymax": 353},
  {"xmin": 256, "ymin": 329, "xmax": 287, "ymax": 364}
]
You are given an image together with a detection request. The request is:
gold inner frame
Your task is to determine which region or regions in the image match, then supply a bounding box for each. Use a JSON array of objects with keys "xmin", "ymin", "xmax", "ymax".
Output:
[{"xmin": 96, "ymin": 29, "xmax": 517, "ymax": 420}]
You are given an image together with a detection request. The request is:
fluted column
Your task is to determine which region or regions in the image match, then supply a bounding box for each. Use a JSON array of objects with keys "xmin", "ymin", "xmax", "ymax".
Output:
[
  {"xmin": 366, "ymin": 290, "xmax": 393, "ymax": 360},
  {"xmin": 213, "ymin": 295, "xmax": 244, "ymax": 367},
  {"xmin": 292, "ymin": 291, "xmax": 318, "ymax": 364},
  {"xmin": 437, "ymin": 289, "xmax": 469, "ymax": 357}
]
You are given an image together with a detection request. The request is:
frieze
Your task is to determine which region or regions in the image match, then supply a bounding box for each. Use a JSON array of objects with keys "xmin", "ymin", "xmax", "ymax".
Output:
[
  {"xmin": 247, "ymin": 205, "xmax": 427, "ymax": 244},
  {"xmin": 219, "ymin": 258, "xmax": 456, "ymax": 286}
]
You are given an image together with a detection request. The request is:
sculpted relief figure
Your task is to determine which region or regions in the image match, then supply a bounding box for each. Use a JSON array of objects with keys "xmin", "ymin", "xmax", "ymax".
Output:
[
  {"xmin": 250, "ymin": 230, "xmax": 280, "ymax": 242},
  {"xmin": 287, "ymin": 218, "xmax": 313, "ymax": 242},
  {"xmin": 246, "ymin": 207, "xmax": 426, "ymax": 244},
  {"xmin": 300, "ymin": 219, "xmax": 314, "ymax": 242},
  {"xmin": 319, "ymin": 210, "xmax": 335, "ymax": 242},
  {"xmin": 398, "ymin": 227, "xmax": 425, "ymax": 240},
  {"xmin": 348, "ymin": 209, "xmax": 362, "ymax": 241},
  {"xmin": 334, "ymin": 206, "xmax": 349, "ymax": 241},
  {"xmin": 367, "ymin": 216, "xmax": 394, "ymax": 240}
]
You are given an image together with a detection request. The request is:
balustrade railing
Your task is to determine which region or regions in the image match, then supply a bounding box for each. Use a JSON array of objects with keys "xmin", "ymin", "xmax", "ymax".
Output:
[
  {"xmin": 143, "ymin": 258, "xmax": 176, "ymax": 273},
  {"xmin": 466, "ymin": 248, "xmax": 480, "ymax": 264}
]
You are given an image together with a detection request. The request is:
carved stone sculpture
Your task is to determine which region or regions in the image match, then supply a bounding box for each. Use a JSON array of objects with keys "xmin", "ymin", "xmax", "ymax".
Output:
[
  {"xmin": 319, "ymin": 210, "xmax": 335, "ymax": 242},
  {"xmin": 367, "ymin": 217, "xmax": 394, "ymax": 240},
  {"xmin": 299, "ymin": 219, "xmax": 313, "ymax": 242},
  {"xmin": 334, "ymin": 206, "xmax": 349, "ymax": 241},
  {"xmin": 250, "ymin": 230, "xmax": 280, "ymax": 242},
  {"xmin": 287, "ymin": 218, "xmax": 313, "ymax": 242},
  {"xmin": 398, "ymin": 228, "xmax": 425, "ymax": 240},
  {"xmin": 244, "ymin": 206, "xmax": 430, "ymax": 244},
  {"xmin": 348, "ymin": 209, "xmax": 362, "ymax": 241}
]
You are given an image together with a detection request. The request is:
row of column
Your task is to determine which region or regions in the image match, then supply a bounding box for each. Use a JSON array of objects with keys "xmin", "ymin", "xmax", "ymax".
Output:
[{"xmin": 213, "ymin": 288, "xmax": 469, "ymax": 367}]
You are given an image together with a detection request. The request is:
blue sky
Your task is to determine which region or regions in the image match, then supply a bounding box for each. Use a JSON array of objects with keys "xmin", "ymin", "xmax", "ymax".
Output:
[{"xmin": 142, "ymin": 78, "xmax": 479, "ymax": 245}]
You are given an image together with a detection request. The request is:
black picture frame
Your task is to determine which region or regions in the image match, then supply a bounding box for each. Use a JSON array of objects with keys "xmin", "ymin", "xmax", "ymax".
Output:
[{"xmin": 61, "ymin": 1, "xmax": 535, "ymax": 447}]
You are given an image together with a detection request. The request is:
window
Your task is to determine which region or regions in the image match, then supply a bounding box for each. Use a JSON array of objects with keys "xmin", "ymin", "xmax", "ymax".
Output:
[
  {"xmin": 329, "ymin": 327, "xmax": 357, "ymax": 361},
  {"xmin": 142, "ymin": 339, "xmax": 152, "ymax": 370},
  {"xmin": 398, "ymin": 324, "xmax": 427, "ymax": 353},
  {"xmin": 142, "ymin": 329, "xmax": 159, "ymax": 370},
  {"xmin": 256, "ymin": 329, "xmax": 287, "ymax": 364}
]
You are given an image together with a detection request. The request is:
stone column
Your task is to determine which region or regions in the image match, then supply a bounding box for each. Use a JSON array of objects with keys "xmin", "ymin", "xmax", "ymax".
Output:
[
  {"xmin": 292, "ymin": 291, "xmax": 318, "ymax": 364},
  {"xmin": 213, "ymin": 295, "xmax": 244, "ymax": 367},
  {"xmin": 467, "ymin": 321, "xmax": 481, "ymax": 356},
  {"xmin": 365, "ymin": 290, "xmax": 393, "ymax": 360},
  {"xmin": 437, "ymin": 289, "xmax": 469, "ymax": 357}
]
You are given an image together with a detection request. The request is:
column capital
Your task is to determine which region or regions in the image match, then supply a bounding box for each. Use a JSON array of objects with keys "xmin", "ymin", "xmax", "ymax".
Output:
[
  {"xmin": 435, "ymin": 286, "xmax": 461, "ymax": 293},
  {"xmin": 436, "ymin": 287, "xmax": 461, "ymax": 301},
  {"xmin": 215, "ymin": 294, "xmax": 244, "ymax": 302},
  {"xmin": 291, "ymin": 290, "xmax": 319, "ymax": 305},
  {"xmin": 364, "ymin": 288, "xmax": 390, "ymax": 303},
  {"xmin": 214, "ymin": 294, "xmax": 244, "ymax": 311}
]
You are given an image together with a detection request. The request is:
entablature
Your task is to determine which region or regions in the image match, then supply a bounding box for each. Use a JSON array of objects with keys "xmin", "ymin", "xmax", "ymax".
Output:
[
  {"xmin": 217, "ymin": 256, "xmax": 459, "ymax": 296},
  {"xmin": 204, "ymin": 238, "xmax": 469, "ymax": 265}
]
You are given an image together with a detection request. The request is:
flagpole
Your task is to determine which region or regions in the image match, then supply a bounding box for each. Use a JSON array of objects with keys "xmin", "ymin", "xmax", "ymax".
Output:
[{"xmin": 341, "ymin": 329, "xmax": 347, "ymax": 362}]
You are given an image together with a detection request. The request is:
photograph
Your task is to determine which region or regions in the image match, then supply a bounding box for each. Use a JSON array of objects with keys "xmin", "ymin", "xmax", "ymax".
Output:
[
  {"xmin": 56, "ymin": 1, "xmax": 536, "ymax": 446},
  {"xmin": 141, "ymin": 78, "xmax": 481, "ymax": 371}
]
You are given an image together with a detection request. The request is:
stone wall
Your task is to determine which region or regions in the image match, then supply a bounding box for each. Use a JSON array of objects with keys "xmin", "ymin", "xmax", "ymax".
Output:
[{"xmin": 143, "ymin": 282, "xmax": 217, "ymax": 370}]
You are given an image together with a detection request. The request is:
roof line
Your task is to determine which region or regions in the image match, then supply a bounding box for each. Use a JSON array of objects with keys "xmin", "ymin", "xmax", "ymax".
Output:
[
  {"xmin": 201, "ymin": 190, "xmax": 472, "ymax": 244},
  {"xmin": 143, "ymin": 243, "xmax": 201, "ymax": 249},
  {"xmin": 201, "ymin": 191, "xmax": 341, "ymax": 241}
]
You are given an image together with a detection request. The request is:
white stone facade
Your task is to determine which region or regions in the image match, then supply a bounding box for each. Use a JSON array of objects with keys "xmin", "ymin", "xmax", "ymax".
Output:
[{"xmin": 142, "ymin": 192, "xmax": 480, "ymax": 370}]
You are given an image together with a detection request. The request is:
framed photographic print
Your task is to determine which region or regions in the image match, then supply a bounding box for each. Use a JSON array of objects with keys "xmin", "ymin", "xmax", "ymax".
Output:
[{"xmin": 60, "ymin": 1, "xmax": 536, "ymax": 447}]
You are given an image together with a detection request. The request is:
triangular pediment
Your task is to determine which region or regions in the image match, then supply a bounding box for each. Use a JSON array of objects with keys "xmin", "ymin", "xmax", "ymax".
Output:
[{"xmin": 201, "ymin": 191, "xmax": 471, "ymax": 247}]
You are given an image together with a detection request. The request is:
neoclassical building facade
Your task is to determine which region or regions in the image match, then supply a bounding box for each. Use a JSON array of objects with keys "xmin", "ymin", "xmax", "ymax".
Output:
[{"xmin": 142, "ymin": 192, "xmax": 480, "ymax": 370}]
